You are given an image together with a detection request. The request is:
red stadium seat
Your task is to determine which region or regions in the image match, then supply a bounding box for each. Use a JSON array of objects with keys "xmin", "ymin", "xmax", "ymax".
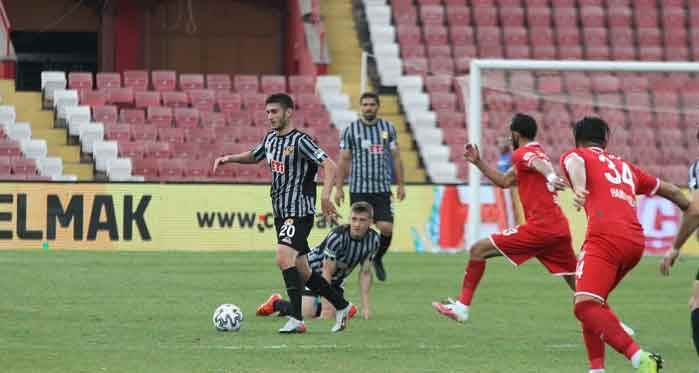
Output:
[
  {"xmin": 611, "ymin": 46, "xmax": 636, "ymax": 60},
  {"xmin": 104, "ymin": 124, "xmax": 131, "ymax": 142},
  {"xmin": 559, "ymin": 46, "xmax": 583, "ymax": 60},
  {"xmin": 288, "ymin": 76, "xmax": 316, "ymax": 94},
  {"xmin": 0, "ymin": 140, "xmax": 21, "ymax": 157},
  {"xmin": 639, "ymin": 47, "xmax": 663, "ymax": 61},
  {"xmin": 80, "ymin": 90, "xmax": 108, "ymax": 107},
  {"xmin": 499, "ymin": 7, "xmax": 525, "ymax": 27},
  {"xmin": 146, "ymin": 142, "xmax": 172, "ymax": 159},
  {"xmin": 503, "ymin": 27, "xmax": 527, "ymax": 45},
  {"xmin": 184, "ymin": 159, "xmax": 212, "ymax": 180},
  {"xmin": 423, "ymin": 26, "xmax": 449, "ymax": 45},
  {"xmin": 437, "ymin": 112, "xmax": 465, "ymax": 129},
  {"xmin": 68, "ymin": 72, "xmax": 93, "ymax": 90},
  {"xmin": 580, "ymin": 6, "xmax": 605, "ymax": 28},
  {"xmin": 505, "ymin": 45, "xmax": 530, "ymax": 59},
  {"xmin": 526, "ymin": 7, "xmax": 551, "ymax": 27},
  {"xmin": 120, "ymin": 108, "xmax": 146, "ymax": 125},
  {"xmin": 260, "ymin": 75, "xmax": 287, "ymax": 94},
  {"xmin": 123, "ymin": 70, "xmax": 149, "ymax": 91},
  {"xmin": 133, "ymin": 158, "xmax": 159, "ymax": 180},
  {"xmin": 564, "ymin": 72, "xmax": 592, "ymax": 93},
  {"xmin": 234, "ymin": 75, "xmax": 260, "ymax": 94},
  {"xmin": 448, "ymin": 26, "xmax": 475, "ymax": 46},
  {"xmin": 252, "ymin": 111, "xmax": 267, "ymax": 127},
  {"xmin": 162, "ymin": 91, "xmax": 189, "ymax": 108},
  {"xmin": 404, "ymin": 58, "xmax": 429, "ymax": 75},
  {"xmin": 152, "ymin": 70, "xmax": 177, "ymax": 92},
  {"xmin": 607, "ymin": 6, "xmax": 632, "ymax": 27},
  {"xmin": 105, "ymin": 87, "xmax": 134, "ymax": 105},
  {"xmin": 206, "ymin": 74, "xmax": 232, "ymax": 91},
  {"xmin": 97, "ymin": 72, "xmax": 121, "ymax": 89},
  {"xmin": 304, "ymin": 110, "xmax": 331, "ymax": 128},
  {"xmin": 93, "ymin": 105, "xmax": 118, "ymax": 124},
  {"xmin": 242, "ymin": 94, "xmax": 267, "ymax": 111},
  {"xmin": 538, "ymin": 75, "xmax": 563, "ymax": 94},
  {"xmin": 427, "ymin": 45, "xmax": 452, "ymax": 58},
  {"xmin": 185, "ymin": 127, "xmax": 217, "ymax": 144},
  {"xmin": 431, "ymin": 93, "xmax": 457, "ymax": 111},
  {"xmin": 665, "ymin": 47, "xmax": 689, "ymax": 61},
  {"xmin": 429, "ymin": 57, "xmax": 455, "ymax": 75},
  {"xmin": 131, "ymin": 125, "xmax": 157, "ymax": 142},
  {"xmin": 12, "ymin": 158, "xmax": 37, "ymax": 176},
  {"xmin": 397, "ymin": 25, "xmax": 422, "ymax": 45},
  {"xmin": 216, "ymin": 91, "xmax": 243, "ymax": 113},
  {"xmin": 296, "ymin": 94, "xmax": 324, "ymax": 112},
  {"xmin": 473, "ymin": 7, "xmax": 497, "ymax": 26},
  {"xmin": 446, "ymin": 5, "xmax": 470, "ymax": 26},
  {"xmin": 634, "ymin": 8, "xmax": 658, "ymax": 28},
  {"xmin": 172, "ymin": 142, "xmax": 201, "ymax": 159},
  {"xmin": 553, "ymin": 8, "xmax": 578, "ymax": 28},
  {"xmin": 226, "ymin": 111, "xmax": 252, "ymax": 127},
  {"xmin": 533, "ymin": 46, "xmax": 556, "ymax": 59},
  {"xmin": 424, "ymin": 75, "xmax": 452, "ymax": 93},
  {"xmin": 637, "ymin": 28, "xmax": 662, "ymax": 46},
  {"xmin": 188, "ymin": 89, "xmax": 216, "ymax": 112},
  {"xmin": 158, "ymin": 158, "xmax": 184, "ymax": 181},
  {"xmin": 118, "ymin": 141, "xmax": 146, "ymax": 160},
  {"xmin": 419, "ymin": 6, "xmax": 445, "ymax": 25},
  {"xmin": 556, "ymin": 28, "xmax": 581, "ymax": 46},
  {"xmin": 147, "ymin": 106, "xmax": 173, "ymax": 128},
  {"xmin": 179, "ymin": 74, "xmax": 204, "ymax": 91},
  {"xmin": 134, "ymin": 91, "xmax": 161, "ymax": 109},
  {"xmin": 174, "ymin": 108, "xmax": 200, "ymax": 129},
  {"xmin": 591, "ymin": 74, "xmax": 620, "ymax": 93},
  {"xmin": 610, "ymin": 28, "xmax": 633, "ymax": 46},
  {"xmin": 529, "ymin": 26, "xmax": 554, "ymax": 46},
  {"xmin": 476, "ymin": 27, "xmax": 501, "ymax": 46},
  {"xmin": 661, "ymin": 7, "xmax": 685, "ymax": 29},
  {"xmin": 157, "ymin": 127, "xmax": 186, "ymax": 144},
  {"xmin": 0, "ymin": 156, "xmax": 10, "ymax": 174},
  {"xmin": 401, "ymin": 43, "xmax": 426, "ymax": 59}
]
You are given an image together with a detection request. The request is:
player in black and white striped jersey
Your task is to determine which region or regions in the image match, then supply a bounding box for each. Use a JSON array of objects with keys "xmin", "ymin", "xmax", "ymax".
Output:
[
  {"xmin": 256, "ymin": 202, "xmax": 379, "ymax": 320},
  {"xmin": 213, "ymin": 93, "xmax": 352, "ymax": 334},
  {"xmin": 660, "ymin": 127, "xmax": 699, "ymax": 355},
  {"xmin": 335, "ymin": 92, "xmax": 406, "ymax": 282}
]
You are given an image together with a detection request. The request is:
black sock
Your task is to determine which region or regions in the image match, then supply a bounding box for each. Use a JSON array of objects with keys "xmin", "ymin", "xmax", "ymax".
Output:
[
  {"xmin": 692, "ymin": 309, "xmax": 699, "ymax": 355},
  {"xmin": 306, "ymin": 272, "xmax": 349, "ymax": 310},
  {"xmin": 377, "ymin": 234, "xmax": 392, "ymax": 260},
  {"xmin": 273, "ymin": 299, "xmax": 292, "ymax": 317},
  {"xmin": 282, "ymin": 267, "xmax": 303, "ymax": 320}
]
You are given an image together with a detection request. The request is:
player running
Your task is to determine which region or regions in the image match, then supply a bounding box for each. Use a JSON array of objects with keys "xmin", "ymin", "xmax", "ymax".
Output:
[
  {"xmin": 561, "ymin": 116, "xmax": 691, "ymax": 372},
  {"xmin": 432, "ymin": 113, "xmax": 578, "ymax": 322},
  {"xmin": 659, "ymin": 127, "xmax": 699, "ymax": 356},
  {"xmin": 213, "ymin": 93, "xmax": 352, "ymax": 334},
  {"xmin": 256, "ymin": 202, "xmax": 379, "ymax": 320}
]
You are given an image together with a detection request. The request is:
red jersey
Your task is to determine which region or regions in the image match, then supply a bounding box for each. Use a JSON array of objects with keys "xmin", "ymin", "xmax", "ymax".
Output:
[
  {"xmin": 560, "ymin": 147, "xmax": 659, "ymax": 241},
  {"xmin": 511, "ymin": 142, "xmax": 567, "ymax": 225}
]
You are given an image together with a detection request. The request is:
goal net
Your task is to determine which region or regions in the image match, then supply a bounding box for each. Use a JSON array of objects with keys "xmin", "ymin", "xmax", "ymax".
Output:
[{"xmin": 460, "ymin": 59, "xmax": 699, "ymax": 251}]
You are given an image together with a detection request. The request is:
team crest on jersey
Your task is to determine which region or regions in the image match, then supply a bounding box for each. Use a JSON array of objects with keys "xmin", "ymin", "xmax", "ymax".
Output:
[
  {"xmin": 381, "ymin": 130, "xmax": 389, "ymax": 139},
  {"xmin": 283, "ymin": 146, "xmax": 294, "ymax": 156},
  {"xmin": 284, "ymin": 218, "xmax": 294, "ymax": 225}
]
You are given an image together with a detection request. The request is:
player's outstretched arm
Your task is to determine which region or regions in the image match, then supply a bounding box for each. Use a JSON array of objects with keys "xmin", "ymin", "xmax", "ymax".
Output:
[
  {"xmin": 359, "ymin": 259, "xmax": 373, "ymax": 319},
  {"xmin": 319, "ymin": 158, "xmax": 339, "ymax": 222},
  {"xmin": 562, "ymin": 153, "xmax": 587, "ymax": 210},
  {"xmin": 211, "ymin": 151, "xmax": 258, "ymax": 173},
  {"xmin": 334, "ymin": 149, "xmax": 351, "ymax": 206},
  {"xmin": 391, "ymin": 146, "xmax": 406, "ymax": 201},
  {"xmin": 530, "ymin": 158, "xmax": 567, "ymax": 191},
  {"xmin": 464, "ymin": 143, "xmax": 516, "ymax": 188},
  {"xmin": 661, "ymin": 188, "xmax": 699, "ymax": 275}
]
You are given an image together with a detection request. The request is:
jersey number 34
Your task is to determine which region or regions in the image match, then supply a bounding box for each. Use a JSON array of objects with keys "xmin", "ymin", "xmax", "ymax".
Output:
[{"xmin": 598, "ymin": 154, "xmax": 635, "ymax": 194}]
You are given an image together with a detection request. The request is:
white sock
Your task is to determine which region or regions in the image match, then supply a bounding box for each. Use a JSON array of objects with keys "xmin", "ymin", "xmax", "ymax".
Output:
[
  {"xmin": 631, "ymin": 350, "xmax": 643, "ymax": 368},
  {"xmin": 589, "ymin": 369, "xmax": 605, "ymax": 373}
]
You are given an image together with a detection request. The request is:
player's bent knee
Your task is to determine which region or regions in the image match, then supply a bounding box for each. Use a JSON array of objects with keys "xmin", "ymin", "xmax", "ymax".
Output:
[
  {"xmin": 275, "ymin": 245, "xmax": 297, "ymax": 269},
  {"xmin": 469, "ymin": 238, "xmax": 495, "ymax": 260}
]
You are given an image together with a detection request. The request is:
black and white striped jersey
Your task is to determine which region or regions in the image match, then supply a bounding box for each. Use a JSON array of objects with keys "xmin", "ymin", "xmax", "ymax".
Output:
[
  {"xmin": 308, "ymin": 225, "xmax": 380, "ymax": 287},
  {"xmin": 690, "ymin": 160, "xmax": 699, "ymax": 191},
  {"xmin": 340, "ymin": 118, "xmax": 398, "ymax": 193},
  {"xmin": 252, "ymin": 129, "xmax": 328, "ymax": 218}
]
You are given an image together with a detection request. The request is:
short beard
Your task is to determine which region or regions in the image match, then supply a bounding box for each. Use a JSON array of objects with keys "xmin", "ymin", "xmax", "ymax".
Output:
[
  {"xmin": 511, "ymin": 138, "xmax": 519, "ymax": 150},
  {"xmin": 362, "ymin": 113, "xmax": 376, "ymax": 122}
]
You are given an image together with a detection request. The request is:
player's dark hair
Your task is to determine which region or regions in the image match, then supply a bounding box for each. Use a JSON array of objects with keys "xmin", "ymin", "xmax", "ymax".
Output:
[
  {"xmin": 509, "ymin": 113, "xmax": 537, "ymax": 139},
  {"xmin": 351, "ymin": 201, "xmax": 374, "ymax": 219},
  {"xmin": 265, "ymin": 93, "xmax": 294, "ymax": 110},
  {"xmin": 359, "ymin": 92, "xmax": 380, "ymax": 106},
  {"xmin": 573, "ymin": 116, "xmax": 610, "ymax": 147}
]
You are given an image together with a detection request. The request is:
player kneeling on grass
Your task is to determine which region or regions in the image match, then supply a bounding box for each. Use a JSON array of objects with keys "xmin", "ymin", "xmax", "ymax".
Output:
[{"xmin": 257, "ymin": 202, "xmax": 379, "ymax": 320}]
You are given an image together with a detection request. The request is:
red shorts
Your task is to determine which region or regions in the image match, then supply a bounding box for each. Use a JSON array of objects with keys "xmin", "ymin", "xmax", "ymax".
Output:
[
  {"xmin": 489, "ymin": 222, "xmax": 576, "ymax": 275},
  {"xmin": 575, "ymin": 236, "xmax": 644, "ymax": 302}
]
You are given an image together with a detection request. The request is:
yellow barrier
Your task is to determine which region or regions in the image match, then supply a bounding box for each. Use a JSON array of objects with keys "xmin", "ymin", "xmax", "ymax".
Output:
[{"xmin": 0, "ymin": 183, "xmax": 436, "ymax": 251}]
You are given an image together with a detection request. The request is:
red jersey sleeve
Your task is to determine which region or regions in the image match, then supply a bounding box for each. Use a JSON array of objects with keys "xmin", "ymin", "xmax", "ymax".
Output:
[
  {"xmin": 629, "ymin": 162, "xmax": 660, "ymax": 196},
  {"xmin": 559, "ymin": 148, "xmax": 583, "ymax": 182},
  {"xmin": 513, "ymin": 147, "xmax": 547, "ymax": 170}
]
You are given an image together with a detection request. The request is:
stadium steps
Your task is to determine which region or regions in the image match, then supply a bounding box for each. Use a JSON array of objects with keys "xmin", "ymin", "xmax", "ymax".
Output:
[
  {"xmin": 322, "ymin": 3, "xmax": 426, "ymax": 182},
  {"xmin": 0, "ymin": 80, "xmax": 93, "ymax": 180}
]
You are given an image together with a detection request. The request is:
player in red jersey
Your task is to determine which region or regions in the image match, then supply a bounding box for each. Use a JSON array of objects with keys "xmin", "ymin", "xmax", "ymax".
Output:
[
  {"xmin": 560, "ymin": 117, "xmax": 691, "ymax": 373},
  {"xmin": 432, "ymin": 113, "xmax": 578, "ymax": 322}
]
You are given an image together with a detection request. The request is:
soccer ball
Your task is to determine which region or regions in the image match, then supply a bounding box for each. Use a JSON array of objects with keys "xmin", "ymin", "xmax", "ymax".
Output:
[{"xmin": 212, "ymin": 304, "xmax": 243, "ymax": 332}]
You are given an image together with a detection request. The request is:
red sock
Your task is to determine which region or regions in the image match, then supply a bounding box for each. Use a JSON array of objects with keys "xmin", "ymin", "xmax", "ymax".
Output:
[
  {"xmin": 582, "ymin": 327, "xmax": 605, "ymax": 370},
  {"xmin": 458, "ymin": 259, "xmax": 486, "ymax": 305},
  {"xmin": 574, "ymin": 301, "xmax": 640, "ymax": 360}
]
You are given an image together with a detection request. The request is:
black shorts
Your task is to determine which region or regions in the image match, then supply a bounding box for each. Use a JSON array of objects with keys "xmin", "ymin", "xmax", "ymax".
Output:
[
  {"xmin": 274, "ymin": 215, "xmax": 314, "ymax": 254},
  {"xmin": 350, "ymin": 192, "xmax": 394, "ymax": 223},
  {"xmin": 302, "ymin": 283, "xmax": 344, "ymax": 298},
  {"xmin": 695, "ymin": 268, "xmax": 699, "ymax": 281}
]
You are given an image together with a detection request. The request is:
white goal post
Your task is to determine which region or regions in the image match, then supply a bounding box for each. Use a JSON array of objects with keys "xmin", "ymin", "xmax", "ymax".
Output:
[{"xmin": 466, "ymin": 59, "xmax": 699, "ymax": 248}]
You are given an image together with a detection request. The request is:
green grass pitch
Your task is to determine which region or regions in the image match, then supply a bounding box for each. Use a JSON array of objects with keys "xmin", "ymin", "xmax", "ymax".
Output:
[{"xmin": 0, "ymin": 251, "xmax": 696, "ymax": 372}]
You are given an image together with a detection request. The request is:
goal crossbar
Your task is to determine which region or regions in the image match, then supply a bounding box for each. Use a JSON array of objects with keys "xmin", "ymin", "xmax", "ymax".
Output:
[{"xmin": 466, "ymin": 59, "xmax": 699, "ymax": 247}]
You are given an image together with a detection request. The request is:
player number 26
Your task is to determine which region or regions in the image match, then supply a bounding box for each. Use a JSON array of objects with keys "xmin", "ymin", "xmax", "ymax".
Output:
[{"xmin": 598, "ymin": 154, "xmax": 635, "ymax": 194}]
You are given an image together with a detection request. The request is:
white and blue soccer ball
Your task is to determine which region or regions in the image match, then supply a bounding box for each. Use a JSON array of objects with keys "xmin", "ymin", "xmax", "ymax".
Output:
[{"xmin": 212, "ymin": 304, "xmax": 243, "ymax": 332}]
